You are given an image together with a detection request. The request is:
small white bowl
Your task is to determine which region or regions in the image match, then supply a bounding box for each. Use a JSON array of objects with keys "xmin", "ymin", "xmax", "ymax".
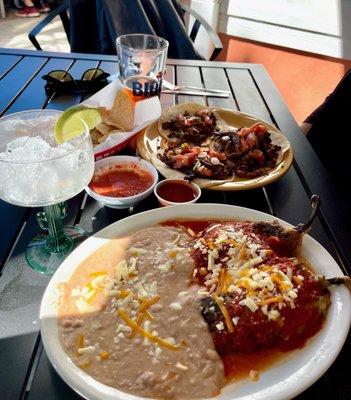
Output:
[
  {"xmin": 154, "ymin": 179, "xmax": 201, "ymax": 207},
  {"xmin": 85, "ymin": 156, "xmax": 158, "ymax": 209}
]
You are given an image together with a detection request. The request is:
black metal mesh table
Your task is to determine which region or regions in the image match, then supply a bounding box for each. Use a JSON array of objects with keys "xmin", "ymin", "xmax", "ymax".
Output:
[{"xmin": 0, "ymin": 48, "xmax": 350, "ymax": 400}]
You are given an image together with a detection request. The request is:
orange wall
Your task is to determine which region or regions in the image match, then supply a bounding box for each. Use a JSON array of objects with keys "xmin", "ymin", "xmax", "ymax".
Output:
[{"xmin": 217, "ymin": 34, "xmax": 351, "ymax": 124}]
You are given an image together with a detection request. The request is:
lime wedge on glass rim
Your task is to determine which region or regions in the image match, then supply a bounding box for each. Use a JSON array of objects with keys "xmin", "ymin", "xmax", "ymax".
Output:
[{"xmin": 54, "ymin": 105, "xmax": 102, "ymax": 144}]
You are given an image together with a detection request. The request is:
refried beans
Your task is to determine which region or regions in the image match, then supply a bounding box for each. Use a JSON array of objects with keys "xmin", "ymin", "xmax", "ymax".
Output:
[{"xmin": 58, "ymin": 226, "xmax": 225, "ymax": 399}]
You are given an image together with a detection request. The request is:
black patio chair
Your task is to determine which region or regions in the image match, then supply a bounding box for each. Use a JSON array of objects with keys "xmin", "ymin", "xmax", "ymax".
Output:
[
  {"xmin": 28, "ymin": 1, "xmax": 70, "ymax": 51},
  {"xmin": 28, "ymin": 0, "xmax": 222, "ymax": 61},
  {"xmin": 181, "ymin": 3, "xmax": 223, "ymax": 60}
]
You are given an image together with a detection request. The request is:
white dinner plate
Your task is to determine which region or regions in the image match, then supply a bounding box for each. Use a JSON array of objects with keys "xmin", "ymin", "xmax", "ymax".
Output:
[{"xmin": 40, "ymin": 204, "xmax": 351, "ymax": 400}]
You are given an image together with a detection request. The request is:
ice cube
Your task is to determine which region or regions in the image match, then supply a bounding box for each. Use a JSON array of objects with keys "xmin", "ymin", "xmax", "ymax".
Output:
[{"xmin": 0, "ymin": 117, "xmax": 92, "ymax": 207}]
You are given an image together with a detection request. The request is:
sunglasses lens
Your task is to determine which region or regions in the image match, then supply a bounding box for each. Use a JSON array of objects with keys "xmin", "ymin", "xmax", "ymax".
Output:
[
  {"xmin": 48, "ymin": 70, "xmax": 73, "ymax": 82},
  {"xmin": 82, "ymin": 68, "xmax": 104, "ymax": 81}
]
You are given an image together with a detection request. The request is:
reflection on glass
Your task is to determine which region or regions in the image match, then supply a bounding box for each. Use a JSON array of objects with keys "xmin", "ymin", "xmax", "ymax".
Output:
[
  {"xmin": 116, "ymin": 34, "xmax": 168, "ymax": 102},
  {"xmin": 0, "ymin": 110, "xmax": 94, "ymax": 274}
]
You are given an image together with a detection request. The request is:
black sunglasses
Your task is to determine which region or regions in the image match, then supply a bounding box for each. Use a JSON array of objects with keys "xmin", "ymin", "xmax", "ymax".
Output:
[{"xmin": 42, "ymin": 68, "xmax": 110, "ymax": 95}]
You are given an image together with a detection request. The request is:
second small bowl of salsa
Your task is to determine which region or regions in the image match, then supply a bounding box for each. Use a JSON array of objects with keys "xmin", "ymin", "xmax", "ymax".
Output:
[
  {"xmin": 154, "ymin": 179, "xmax": 201, "ymax": 206},
  {"xmin": 86, "ymin": 156, "xmax": 158, "ymax": 209}
]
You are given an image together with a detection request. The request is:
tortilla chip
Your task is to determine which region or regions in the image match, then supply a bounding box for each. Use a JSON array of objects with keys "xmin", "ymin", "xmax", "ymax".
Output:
[
  {"xmin": 96, "ymin": 122, "xmax": 119, "ymax": 136},
  {"xmin": 90, "ymin": 121, "xmax": 125, "ymax": 147},
  {"xmin": 97, "ymin": 107, "xmax": 109, "ymax": 119},
  {"xmin": 90, "ymin": 128, "xmax": 104, "ymax": 146},
  {"xmin": 105, "ymin": 89, "xmax": 134, "ymax": 131},
  {"xmin": 101, "ymin": 115, "xmax": 124, "ymax": 131},
  {"xmin": 97, "ymin": 136, "xmax": 108, "ymax": 144}
]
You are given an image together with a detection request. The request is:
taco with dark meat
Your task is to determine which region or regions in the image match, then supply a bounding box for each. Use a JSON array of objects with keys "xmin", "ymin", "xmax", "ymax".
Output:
[
  {"xmin": 158, "ymin": 103, "xmax": 217, "ymax": 145},
  {"xmin": 152, "ymin": 104, "xmax": 291, "ymax": 188}
]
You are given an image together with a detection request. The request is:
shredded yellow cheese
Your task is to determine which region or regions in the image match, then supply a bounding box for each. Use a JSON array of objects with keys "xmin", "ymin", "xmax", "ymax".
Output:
[
  {"xmin": 118, "ymin": 309, "xmax": 180, "ymax": 351},
  {"xmin": 168, "ymin": 250, "xmax": 177, "ymax": 258},
  {"xmin": 240, "ymin": 269, "xmax": 250, "ymax": 276},
  {"xmin": 272, "ymin": 273, "xmax": 292, "ymax": 292},
  {"xmin": 138, "ymin": 295, "xmax": 160, "ymax": 313},
  {"xmin": 76, "ymin": 333, "xmax": 84, "ymax": 357},
  {"xmin": 293, "ymin": 276, "xmax": 303, "ymax": 286},
  {"xmin": 238, "ymin": 244, "xmax": 247, "ymax": 260},
  {"xmin": 118, "ymin": 289, "xmax": 130, "ymax": 299},
  {"xmin": 129, "ymin": 312, "xmax": 144, "ymax": 338},
  {"xmin": 86, "ymin": 291, "xmax": 98, "ymax": 304},
  {"xmin": 143, "ymin": 310, "xmax": 155, "ymax": 320},
  {"xmin": 208, "ymin": 239, "xmax": 215, "ymax": 250},
  {"xmin": 229, "ymin": 239, "xmax": 239, "ymax": 248},
  {"xmin": 212, "ymin": 293, "xmax": 234, "ymax": 333},
  {"xmin": 89, "ymin": 271, "xmax": 107, "ymax": 278},
  {"xmin": 218, "ymin": 269, "xmax": 226, "ymax": 294},
  {"xmin": 86, "ymin": 287, "xmax": 104, "ymax": 304},
  {"xmin": 240, "ymin": 278, "xmax": 252, "ymax": 292},
  {"xmin": 280, "ymin": 283, "xmax": 291, "ymax": 291},
  {"xmin": 99, "ymin": 351, "xmax": 110, "ymax": 360},
  {"xmin": 271, "ymin": 274, "xmax": 284, "ymax": 286},
  {"xmin": 223, "ymin": 272, "xmax": 233, "ymax": 294},
  {"xmin": 259, "ymin": 296, "xmax": 284, "ymax": 305}
]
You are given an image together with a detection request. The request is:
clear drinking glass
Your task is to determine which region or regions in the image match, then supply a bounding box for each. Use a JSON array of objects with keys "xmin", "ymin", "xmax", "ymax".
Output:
[
  {"xmin": 0, "ymin": 110, "xmax": 94, "ymax": 274},
  {"xmin": 116, "ymin": 34, "xmax": 168, "ymax": 101}
]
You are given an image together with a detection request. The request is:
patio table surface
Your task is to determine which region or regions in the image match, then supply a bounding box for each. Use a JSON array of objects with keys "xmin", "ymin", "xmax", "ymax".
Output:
[{"xmin": 0, "ymin": 47, "xmax": 350, "ymax": 400}]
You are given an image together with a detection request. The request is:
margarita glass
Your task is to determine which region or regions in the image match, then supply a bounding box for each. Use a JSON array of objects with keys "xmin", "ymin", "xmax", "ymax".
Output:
[{"xmin": 0, "ymin": 109, "xmax": 94, "ymax": 274}]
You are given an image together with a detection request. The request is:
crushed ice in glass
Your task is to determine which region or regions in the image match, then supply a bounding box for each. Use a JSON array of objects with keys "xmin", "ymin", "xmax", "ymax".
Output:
[
  {"xmin": 0, "ymin": 136, "xmax": 75, "ymax": 162},
  {"xmin": 0, "ymin": 116, "xmax": 94, "ymax": 207}
]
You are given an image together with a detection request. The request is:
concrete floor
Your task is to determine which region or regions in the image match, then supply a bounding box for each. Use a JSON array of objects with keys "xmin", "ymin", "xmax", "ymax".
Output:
[{"xmin": 0, "ymin": 8, "xmax": 69, "ymax": 52}]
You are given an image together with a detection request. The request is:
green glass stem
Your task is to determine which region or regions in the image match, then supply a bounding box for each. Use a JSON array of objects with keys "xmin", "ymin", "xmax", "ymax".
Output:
[{"xmin": 43, "ymin": 203, "xmax": 74, "ymax": 254}]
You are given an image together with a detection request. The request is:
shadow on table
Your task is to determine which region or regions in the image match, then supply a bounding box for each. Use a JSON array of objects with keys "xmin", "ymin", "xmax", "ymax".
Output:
[
  {"xmin": 0, "ymin": 253, "xmax": 49, "ymax": 311},
  {"xmin": 87, "ymin": 187, "xmax": 228, "ymax": 238},
  {"xmin": 89, "ymin": 195, "xmax": 160, "ymax": 234}
]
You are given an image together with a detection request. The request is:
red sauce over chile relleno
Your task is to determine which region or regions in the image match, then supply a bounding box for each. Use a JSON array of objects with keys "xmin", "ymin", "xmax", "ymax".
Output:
[{"xmin": 163, "ymin": 219, "xmax": 330, "ymax": 380}]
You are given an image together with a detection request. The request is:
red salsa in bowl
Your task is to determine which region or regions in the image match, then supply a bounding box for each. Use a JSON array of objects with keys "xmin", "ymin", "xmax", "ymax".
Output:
[
  {"xmin": 89, "ymin": 163, "xmax": 154, "ymax": 198},
  {"xmin": 154, "ymin": 179, "xmax": 201, "ymax": 206},
  {"xmin": 85, "ymin": 156, "xmax": 158, "ymax": 209}
]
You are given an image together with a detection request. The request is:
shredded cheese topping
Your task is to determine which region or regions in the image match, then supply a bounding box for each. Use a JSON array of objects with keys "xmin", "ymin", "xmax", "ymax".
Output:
[
  {"xmin": 76, "ymin": 333, "xmax": 84, "ymax": 357},
  {"xmin": 99, "ymin": 350, "xmax": 110, "ymax": 360},
  {"xmin": 212, "ymin": 293, "xmax": 234, "ymax": 333},
  {"xmin": 117, "ymin": 309, "xmax": 180, "ymax": 351},
  {"xmin": 67, "ymin": 230, "xmax": 193, "ymax": 370},
  {"xmin": 89, "ymin": 271, "xmax": 107, "ymax": 278},
  {"xmin": 193, "ymin": 223, "xmax": 306, "ymax": 327},
  {"xmin": 138, "ymin": 295, "xmax": 160, "ymax": 313},
  {"xmin": 129, "ymin": 313, "xmax": 144, "ymax": 338}
]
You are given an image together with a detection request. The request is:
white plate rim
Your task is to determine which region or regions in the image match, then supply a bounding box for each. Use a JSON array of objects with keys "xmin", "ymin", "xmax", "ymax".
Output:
[{"xmin": 40, "ymin": 203, "xmax": 351, "ymax": 400}]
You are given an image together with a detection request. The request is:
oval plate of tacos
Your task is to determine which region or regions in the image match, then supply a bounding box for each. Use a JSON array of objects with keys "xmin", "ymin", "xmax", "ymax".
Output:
[{"xmin": 137, "ymin": 103, "xmax": 293, "ymax": 190}]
